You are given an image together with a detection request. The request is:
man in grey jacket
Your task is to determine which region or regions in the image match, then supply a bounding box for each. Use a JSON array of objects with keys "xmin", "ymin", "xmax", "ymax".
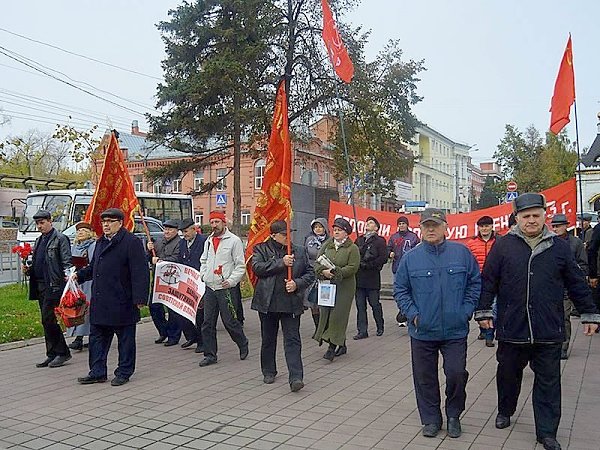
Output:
[{"xmin": 198, "ymin": 211, "xmax": 249, "ymax": 367}]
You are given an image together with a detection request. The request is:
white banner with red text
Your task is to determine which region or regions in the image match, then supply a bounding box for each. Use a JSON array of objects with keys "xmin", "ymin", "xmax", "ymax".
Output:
[
  {"xmin": 328, "ymin": 178, "xmax": 576, "ymax": 241},
  {"xmin": 152, "ymin": 261, "xmax": 205, "ymax": 323}
]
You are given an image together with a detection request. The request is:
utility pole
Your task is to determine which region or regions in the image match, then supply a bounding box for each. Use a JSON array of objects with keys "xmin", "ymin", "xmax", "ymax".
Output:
[{"xmin": 455, "ymin": 159, "xmax": 460, "ymax": 213}]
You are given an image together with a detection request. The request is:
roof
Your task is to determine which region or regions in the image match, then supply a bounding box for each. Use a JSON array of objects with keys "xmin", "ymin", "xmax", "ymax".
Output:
[
  {"xmin": 581, "ymin": 133, "xmax": 600, "ymax": 168},
  {"xmin": 117, "ymin": 132, "xmax": 189, "ymax": 161}
]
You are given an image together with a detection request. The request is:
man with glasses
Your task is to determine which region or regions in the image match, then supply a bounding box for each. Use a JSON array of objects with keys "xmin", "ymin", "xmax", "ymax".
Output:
[
  {"xmin": 550, "ymin": 214, "xmax": 587, "ymax": 359},
  {"xmin": 75, "ymin": 208, "xmax": 149, "ymax": 386}
]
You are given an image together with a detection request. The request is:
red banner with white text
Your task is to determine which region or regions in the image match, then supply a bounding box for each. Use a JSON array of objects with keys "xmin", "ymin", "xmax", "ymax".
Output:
[{"xmin": 328, "ymin": 178, "xmax": 576, "ymax": 241}]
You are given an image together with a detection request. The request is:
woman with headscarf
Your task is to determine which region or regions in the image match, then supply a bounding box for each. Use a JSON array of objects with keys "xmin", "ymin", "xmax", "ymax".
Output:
[
  {"xmin": 313, "ymin": 217, "xmax": 360, "ymax": 360},
  {"xmin": 67, "ymin": 221, "xmax": 96, "ymax": 351},
  {"xmin": 304, "ymin": 218, "xmax": 329, "ymax": 330}
]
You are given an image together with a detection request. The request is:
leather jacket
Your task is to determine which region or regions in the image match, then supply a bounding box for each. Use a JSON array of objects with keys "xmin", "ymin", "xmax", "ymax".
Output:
[{"xmin": 29, "ymin": 229, "xmax": 72, "ymax": 301}]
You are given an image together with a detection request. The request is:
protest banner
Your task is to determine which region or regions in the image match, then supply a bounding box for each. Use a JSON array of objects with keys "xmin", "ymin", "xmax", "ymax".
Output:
[{"xmin": 152, "ymin": 261, "xmax": 205, "ymax": 323}]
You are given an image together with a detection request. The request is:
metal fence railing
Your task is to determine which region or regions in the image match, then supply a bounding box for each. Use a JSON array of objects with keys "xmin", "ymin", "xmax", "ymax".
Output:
[{"xmin": 0, "ymin": 240, "xmax": 23, "ymax": 286}]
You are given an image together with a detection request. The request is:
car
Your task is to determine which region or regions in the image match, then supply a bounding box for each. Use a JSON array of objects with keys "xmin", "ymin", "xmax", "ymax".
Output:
[
  {"xmin": 0, "ymin": 219, "xmax": 19, "ymax": 228},
  {"xmin": 62, "ymin": 216, "xmax": 165, "ymax": 243}
]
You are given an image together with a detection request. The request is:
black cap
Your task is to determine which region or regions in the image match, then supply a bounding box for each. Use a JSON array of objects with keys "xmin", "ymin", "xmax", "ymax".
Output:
[
  {"xmin": 365, "ymin": 216, "xmax": 380, "ymax": 230},
  {"xmin": 513, "ymin": 193, "xmax": 546, "ymax": 213},
  {"xmin": 550, "ymin": 213, "xmax": 569, "ymax": 225},
  {"xmin": 179, "ymin": 218, "xmax": 195, "ymax": 230},
  {"xmin": 477, "ymin": 215, "xmax": 493, "ymax": 226},
  {"xmin": 33, "ymin": 210, "xmax": 51, "ymax": 221},
  {"xmin": 333, "ymin": 217, "xmax": 353, "ymax": 234},
  {"xmin": 397, "ymin": 216, "xmax": 409, "ymax": 225},
  {"xmin": 580, "ymin": 213, "xmax": 593, "ymax": 222},
  {"xmin": 163, "ymin": 219, "xmax": 180, "ymax": 229},
  {"xmin": 100, "ymin": 208, "xmax": 124, "ymax": 220},
  {"xmin": 419, "ymin": 208, "xmax": 447, "ymax": 225},
  {"xmin": 270, "ymin": 220, "xmax": 295, "ymax": 235}
]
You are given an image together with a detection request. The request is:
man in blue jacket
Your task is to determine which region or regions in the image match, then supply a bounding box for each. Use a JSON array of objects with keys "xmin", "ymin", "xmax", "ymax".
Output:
[
  {"xmin": 476, "ymin": 193, "xmax": 599, "ymax": 450},
  {"xmin": 394, "ymin": 208, "xmax": 481, "ymax": 439},
  {"xmin": 75, "ymin": 208, "xmax": 150, "ymax": 387}
]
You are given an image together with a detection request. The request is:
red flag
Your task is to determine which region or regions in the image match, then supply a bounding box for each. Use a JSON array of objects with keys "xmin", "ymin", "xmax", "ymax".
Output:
[
  {"xmin": 321, "ymin": 0, "xmax": 354, "ymax": 83},
  {"xmin": 245, "ymin": 81, "xmax": 292, "ymax": 286},
  {"xmin": 84, "ymin": 132, "xmax": 140, "ymax": 235},
  {"xmin": 549, "ymin": 35, "xmax": 575, "ymax": 135}
]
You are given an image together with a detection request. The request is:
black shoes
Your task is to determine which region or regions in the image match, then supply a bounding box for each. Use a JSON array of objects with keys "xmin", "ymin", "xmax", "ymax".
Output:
[
  {"xmin": 447, "ymin": 417, "xmax": 461, "ymax": 438},
  {"xmin": 77, "ymin": 375, "xmax": 107, "ymax": 384},
  {"xmin": 181, "ymin": 340, "xmax": 196, "ymax": 348},
  {"xmin": 323, "ymin": 348, "xmax": 335, "ymax": 361},
  {"xmin": 239, "ymin": 345, "xmax": 249, "ymax": 360},
  {"xmin": 290, "ymin": 379, "xmax": 304, "ymax": 392},
  {"xmin": 48, "ymin": 355, "xmax": 72, "ymax": 368},
  {"xmin": 263, "ymin": 374, "xmax": 275, "ymax": 384},
  {"xmin": 560, "ymin": 349, "xmax": 568, "ymax": 360},
  {"xmin": 154, "ymin": 336, "xmax": 167, "ymax": 344},
  {"xmin": 495, "ymin": 414, "xmax": 511, "ymax": 429},
  {"xmin": 195, "ymin": 345, "xmax": 205, "ymax": 354},
  {"xmin": 353, "ymin": 333, "xmax": 368, "ymax": 340},
  {"xmin": 163, "ymin": 340, "xmax": 178, "ymax": 347},
  {"xmin": 111, "ymin": 376, "xmax": 129, "ymax": 386},
  {"xmin": 199, "ymin": 357, "xmax": 217, "ymax": 367},
  {"xmin": 422, "ymin": 423, "xmax": 441, "ymax": 437},
  {"xmin": 376, "ymin": 329, "xmax": 384, "ymax": 336},
  {"xmin": 537, "ymin": 437, "xmax": 562, "ymax": 450},
  {"xmin": 485, "ymin": 339, "xmax": 495, "ymax": 347},
  {"xmin": 69, "ymin": 337, "xmax": 84, "ymax": 351},
  {"xmin": 334, "ymin": 345, "xmax": 347, "ymax": 357},
  {"xmin": 36, "ymin": 357, "xmax": 54, "ymax": 368}
]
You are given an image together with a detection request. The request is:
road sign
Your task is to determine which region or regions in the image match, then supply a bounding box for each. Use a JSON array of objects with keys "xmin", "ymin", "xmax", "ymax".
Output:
[
  {"xmin": 507, "ymin": 181, "xmax": 518, "ymax": 192},
  {"xmin": 405, "ymin": 200, "xmax": 427, "ymax": 208},
  {"xmin": 215, "ymin": 193, "xmax": 227, "ymax": 206},
  {"xmin": 505, "ymin": 191, "xmax": 518, "ymax": 202}
]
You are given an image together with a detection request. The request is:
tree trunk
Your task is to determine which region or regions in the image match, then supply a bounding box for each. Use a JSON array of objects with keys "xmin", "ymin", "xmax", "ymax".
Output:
[{"xmin": 232, "ymin": 93, "xmax": 242, "ymax": 237}]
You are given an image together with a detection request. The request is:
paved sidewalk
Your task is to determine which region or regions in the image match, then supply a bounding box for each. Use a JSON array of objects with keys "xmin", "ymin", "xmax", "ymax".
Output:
[{"xmin": 1, "ymin": 301, "xmax": 599, "ymax": 450}]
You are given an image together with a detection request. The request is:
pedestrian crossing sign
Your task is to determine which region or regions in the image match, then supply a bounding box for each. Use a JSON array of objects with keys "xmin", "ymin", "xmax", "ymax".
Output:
[
  {"xmin": 505, "ymin": 191, "xmax": 518, "ymax": 202},
  {"xmin": 216, "ymin": 193, "xmax": 227, "ymax": 206}
]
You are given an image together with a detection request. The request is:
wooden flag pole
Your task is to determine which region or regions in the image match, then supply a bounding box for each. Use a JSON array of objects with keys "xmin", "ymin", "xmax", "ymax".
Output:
[{"xmin": 136, "ymin": 205, "xmax": 156, "ymax": 258}]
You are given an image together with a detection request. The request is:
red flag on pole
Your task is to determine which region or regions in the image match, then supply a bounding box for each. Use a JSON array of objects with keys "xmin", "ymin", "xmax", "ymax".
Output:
[
  {"xmin": 245, "ymin": 81, "xmax": 293, "ymax": 286},
  {"xmin": 321, "ymin": 0, "xmax": 354, "ymax": 83},
  {"xmin": 84, "ymin": 131, "xmax": 140, "ymax": 235},
  {"xmin": 549, "ymin": 35, "xmax": 575, "ymax": 135}
]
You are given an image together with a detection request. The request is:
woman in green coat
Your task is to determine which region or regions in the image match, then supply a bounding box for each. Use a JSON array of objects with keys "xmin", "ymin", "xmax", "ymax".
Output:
[{"xmin": 313, "ymin": 217, "xmax": 360, "ymax": 360}]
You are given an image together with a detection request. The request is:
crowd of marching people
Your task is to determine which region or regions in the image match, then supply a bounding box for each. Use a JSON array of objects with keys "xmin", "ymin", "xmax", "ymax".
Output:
[{"xmin": 25, "ymin": 190, "xmax": 600, "ymax": 450}]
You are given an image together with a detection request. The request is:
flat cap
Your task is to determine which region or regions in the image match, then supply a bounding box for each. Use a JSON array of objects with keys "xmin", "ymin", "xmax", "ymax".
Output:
[
  {"xmin": 580, "ymin": 213, "xmax": 593, "ymax": 222},
  {"xmin": 550, "ymin": 213, "xmax": 569, "ymax": 225},
  {"xmin": 513, "ymin": 193, "xmax": 546, "ymax": 213},
  {"xmin": 179, "ymin": 218, "xmax": 195, "ymax": 230},
  {"xmin": 100, "ymin": 208, "xmax": 124, "ymax": 220},
  {"xmin": 33, "ymin": 210, "xmax": 51, "ymax": 221},
  {"xmin": 420, "ymin": 208, "xmax": 447, "ymax": 225},
  {"xmin": 270, "ymin": 220, "xmax": 295, "ymax": 235},
  {"xmin": 163, "ymin": 219, "xmax": 180, "ymax": 229},
  {"xmin": 332, "ymin": 217, "xmax": 353, "ymax": 234}
]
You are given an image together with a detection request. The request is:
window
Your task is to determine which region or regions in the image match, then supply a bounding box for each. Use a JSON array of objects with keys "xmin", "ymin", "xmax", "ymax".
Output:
[
  {"xmin": 134, "ymin": 175, "xmax": 143, "ymax": 192},
  {"xmin": 216, "ymin": 168, "xmax": 227, "ymax": 191},
  {"xmin": 172, "ymin": 179, "xmax": 182, "ymax": 193},
  {"xmin": 153, "ymin": 181, "xmax": 162, "ymax": 194},
  {"xmin": 254, "ymin": 159, "xmax": 265, "ymax": 189},
  {"xmin": 241, "ymin": 211, "xmax": 251, "ymax": 225},
  {"xmin": 323, "ymin": 171, "xmax": 330, "ymax": 188},
  {"xmin": 195, "ymin": 213, "xmax": 204, "ymax": 225},
  {"xmin": 194, "ymin": 170, "xmax": 204, "ymax": 191}
]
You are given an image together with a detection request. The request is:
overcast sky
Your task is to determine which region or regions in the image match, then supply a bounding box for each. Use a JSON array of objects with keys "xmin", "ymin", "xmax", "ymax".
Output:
[{"xmin": 1, "ymin": 0, "xmax": 599, "ymax": 164}]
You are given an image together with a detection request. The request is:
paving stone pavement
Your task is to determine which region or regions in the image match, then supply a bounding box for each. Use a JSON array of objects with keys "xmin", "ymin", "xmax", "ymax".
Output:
[{"xmin": 1, "ymin": 300, "xmax": 599, "ymax": 450}]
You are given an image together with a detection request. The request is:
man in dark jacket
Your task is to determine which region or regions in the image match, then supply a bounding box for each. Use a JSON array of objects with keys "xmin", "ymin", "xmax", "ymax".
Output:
[
  {"xmin": 395, "ymin": 208, "xmax": 481, "ymax": 439},
  {"xmin": 550, "ymin": 213, "xmax": 588, "ymax": 359},
  {"xmin": 28, "ymin": 209, "xmax": 73, "ymax": 368},
  {"xmin": 387, "ymin": 216, "xmax": 420, "ymax": 274},
  {"xmin": 178, "ymin": 218, "xmax": 207, "ymax": 352},
  {"xmin": 250, "ymin": 220, "xmax": 314, "ymax": 392},
  {"xmin": 475, "ymin": 194, "xmax": 599, "ymax": 450},
  {"xmin": 354, "ymin": 216, "xmax": 389, "ymax": 339},
  {"xmin": 147, "ymin": 219, "xmax": 183, "ymax": 346},
  {"xmin": 76, "ymin": 208, "xmax": 150, "ymax": 386}
]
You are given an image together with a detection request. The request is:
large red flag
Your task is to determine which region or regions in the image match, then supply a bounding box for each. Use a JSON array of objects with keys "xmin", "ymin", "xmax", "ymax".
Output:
[
  {"xmin": 245, "ymin": 81, "xmax": 292, "ymax": 286},
  {"xmin": 549, "ymin": 35, "xmax": 575, "ymax": 135},
  {"xmin": 321, "ymin": 0, "xmax": 354, "ymax": 83},
  {"xmin": 84, "ymin": 131, "xmax": 140, "ymax": 235}
]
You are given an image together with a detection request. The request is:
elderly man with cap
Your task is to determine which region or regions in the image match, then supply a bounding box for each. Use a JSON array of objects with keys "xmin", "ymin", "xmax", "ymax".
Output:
[
  {"xmin": 353, "ymin": 216, "xmax": 389, "ymax": 339},
  {"xmin": 27, "ymin": 209, "xmax": 73, "ymax": 368},
  {"xmin": 394, "ymin": 208, "xmax": 480, "ymax": 439},
  {"xmin": 466, "ymin": 215, "xmax": 498, "ymax": 347},
  {"xmin": 75, "ymin": 208, "xmax": 149, "ymax": 386},
  {"xmin": 549, "ymin": 213, "xmax": 587, "ymax": 360},
  {"xmin": 147, "ymin": 218, "xmax": 183, "ymax": 346},
  {"xmin": 250, "ymin": 220, "xmax": 314, "ymax": 391},
  {"xmin": 475, "ymin": 194, "xmax": 599, "ymax": 450},
  {"xmin": 178, "ymin": 218, "xmax": 207, "ymax": 352},
  {"xmin": 198, "ymin": 210, "xmax": 248, "ymax": 367}
]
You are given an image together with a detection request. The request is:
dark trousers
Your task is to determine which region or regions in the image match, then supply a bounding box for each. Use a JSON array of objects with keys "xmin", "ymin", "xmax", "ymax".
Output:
[
  {"xmin": 181, "ymin": 306, "xmax": 204, "ymax": 345},
  {"xmin": 88, "ymin": 323, "xmax": 136, "ymax": 379},
  {"xmin": 563, "ymin": 299, "xmax": 573, "ymax": 351},
  {"xmin": 496, "ymin": 341, "xmax": 561, "ymax": 439},
  {"xmin": 355, "ymin": 287, "xmax": 384, "ymax": 335},
  {"xmin": 259, "ymin": 312, "xmax": 303, "ymax": 382},
  {"xmin": 231, "ymin": 283, "xmax": 245, "ymax": 325},
  {"xmin": 411, "ymin": 337, "xmax": 468, "ymax": 425},
  {"xmin": 201, "ymin": 287, "xmax": 248, "ymax": 360},
  {"xmin": 37, "ymin": 285, "xmax": 70, "ymax": 358},
  {"xmin": 150, "ymin": 303, "xmax": 182, "ymax": 342}
]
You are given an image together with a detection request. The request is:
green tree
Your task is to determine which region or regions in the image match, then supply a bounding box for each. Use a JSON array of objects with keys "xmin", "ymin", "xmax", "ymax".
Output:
[{"xmin": 477, "ymin": 176, "xmax": 503, "ymax": 209}]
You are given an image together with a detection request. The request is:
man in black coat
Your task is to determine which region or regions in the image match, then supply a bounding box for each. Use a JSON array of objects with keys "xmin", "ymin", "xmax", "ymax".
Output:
[
  {"xmin": 250, "ymin": 220, "xmax": 314, "ymax": 392},
  {"xmin": 353, "ymin": 216, "xmax": 389, "ymax": 339},
  {"xmin": 27, "ymin": 209, "xmax": 73, "ymax": 368},
  {"xmin": 475, "ymin": 194, "xmax": 599, "ymax": 450},
  {"xmin": 76, "ymin": 208, "xmax": 150, "ymax": 387},
  {"xmin": 178, "ymin": 218, "xmax": 207, "ymax": 352}
]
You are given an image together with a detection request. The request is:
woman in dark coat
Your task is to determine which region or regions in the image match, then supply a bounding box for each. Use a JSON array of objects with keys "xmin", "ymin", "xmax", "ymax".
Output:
[{"xmin": 313, "ymin": 218, "xmax": 360, "ymax": 360}]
